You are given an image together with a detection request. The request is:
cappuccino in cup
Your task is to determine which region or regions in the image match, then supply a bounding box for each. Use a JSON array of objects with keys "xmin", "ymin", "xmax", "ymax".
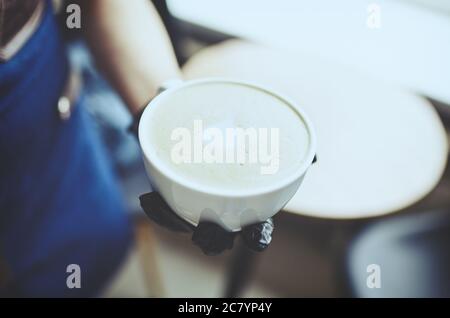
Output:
[{"xmin": 139, "ymin": 79, "xmax": 316, "ymax": 230}]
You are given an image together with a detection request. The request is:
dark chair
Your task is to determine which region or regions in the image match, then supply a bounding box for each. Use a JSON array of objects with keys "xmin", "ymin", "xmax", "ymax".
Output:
[{"xmin": 344, "ymin": 209, "xmax": 450, "ymax": 297}]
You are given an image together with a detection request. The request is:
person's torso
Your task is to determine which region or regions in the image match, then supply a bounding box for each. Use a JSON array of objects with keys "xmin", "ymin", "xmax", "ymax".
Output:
[{"xmin": 0, "ymin": 1, "xmax": 132, "ymax": 297}]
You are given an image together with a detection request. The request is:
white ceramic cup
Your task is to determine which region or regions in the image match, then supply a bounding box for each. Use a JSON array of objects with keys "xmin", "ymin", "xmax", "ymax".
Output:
[{"xmin": 138, "ymin": 78, "xmax": 316, "ymax": 231}]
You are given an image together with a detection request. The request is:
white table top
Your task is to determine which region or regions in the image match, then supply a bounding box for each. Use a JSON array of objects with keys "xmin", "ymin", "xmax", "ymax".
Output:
[
  {"xmin": 182, "ymin": 40, "xmax": 448, "ymax": 219},
  {"xmin": 169, "ymin": 0, "xmax": 450, "ymax": 105}
]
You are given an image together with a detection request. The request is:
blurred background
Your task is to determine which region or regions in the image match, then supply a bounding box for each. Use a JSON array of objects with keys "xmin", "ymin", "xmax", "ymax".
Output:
[{"xmin": 4, "ymin": 0, "xmax": 449, "ymax": 297}]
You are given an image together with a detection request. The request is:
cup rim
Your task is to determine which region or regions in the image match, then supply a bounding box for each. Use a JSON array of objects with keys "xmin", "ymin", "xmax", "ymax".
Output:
[{"xmin": 138, "ymin": 77, "xmax": 317, "ymax": 197}]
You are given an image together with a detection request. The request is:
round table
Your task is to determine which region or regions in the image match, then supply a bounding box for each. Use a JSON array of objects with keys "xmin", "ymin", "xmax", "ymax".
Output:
[
  {"xmin": 182, "ymin": 40, "xmax": 448, "ymax": 220},
  {"xmin": 182, "ymin": 40, "xmax": 448, "ymax": 297}
]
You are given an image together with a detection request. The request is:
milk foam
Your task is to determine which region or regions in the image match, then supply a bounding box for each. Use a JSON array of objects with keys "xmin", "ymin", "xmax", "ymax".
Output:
[{"xmin": 145, "ymin": 81, "xmax": 311, "ymax": 192}]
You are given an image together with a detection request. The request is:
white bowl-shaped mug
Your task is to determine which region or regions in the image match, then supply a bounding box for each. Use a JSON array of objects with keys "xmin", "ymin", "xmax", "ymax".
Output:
[{"xmin": 138, "ymin": 78, "xmax": 316, "ymax": 232}]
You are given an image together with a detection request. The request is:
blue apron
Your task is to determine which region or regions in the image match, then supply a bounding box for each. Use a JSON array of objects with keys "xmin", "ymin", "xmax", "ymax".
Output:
[{"xmin": 0, "ymin": 2, "xmax": 132, "ymax": 297}]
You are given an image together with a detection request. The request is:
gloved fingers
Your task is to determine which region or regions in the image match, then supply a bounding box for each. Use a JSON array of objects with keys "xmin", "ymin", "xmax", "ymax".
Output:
[
  {"xmin": 192, "ymin": 221, "xmax": 236, "ymax": 256},
  {"xmin": 140, "ymin": 191, "xmax": 274, "ymax": 254},
  {"xmin": 139, "ymin": 192, "xmax": 194, "ymax": 233},
  {"xmin": 241, "ymin": 217, "xmax": 274, "ymax": 252}
]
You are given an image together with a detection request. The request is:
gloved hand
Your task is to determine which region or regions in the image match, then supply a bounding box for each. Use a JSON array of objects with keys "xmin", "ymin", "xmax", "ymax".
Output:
[{"xmin": 139, "ymin": 191, "xmax": 274, "ymax": 255}]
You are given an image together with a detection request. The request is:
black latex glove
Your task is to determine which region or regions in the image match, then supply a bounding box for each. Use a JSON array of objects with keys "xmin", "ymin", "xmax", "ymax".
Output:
[{"xmin": 139, "ymin": 192, "xmax": 274, "ymax": 255}]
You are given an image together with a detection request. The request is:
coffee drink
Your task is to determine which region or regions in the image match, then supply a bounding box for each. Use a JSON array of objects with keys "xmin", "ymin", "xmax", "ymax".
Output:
[{"xmin": 143, "ymin": 81, "xmax": 312, "ymax": 192}]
